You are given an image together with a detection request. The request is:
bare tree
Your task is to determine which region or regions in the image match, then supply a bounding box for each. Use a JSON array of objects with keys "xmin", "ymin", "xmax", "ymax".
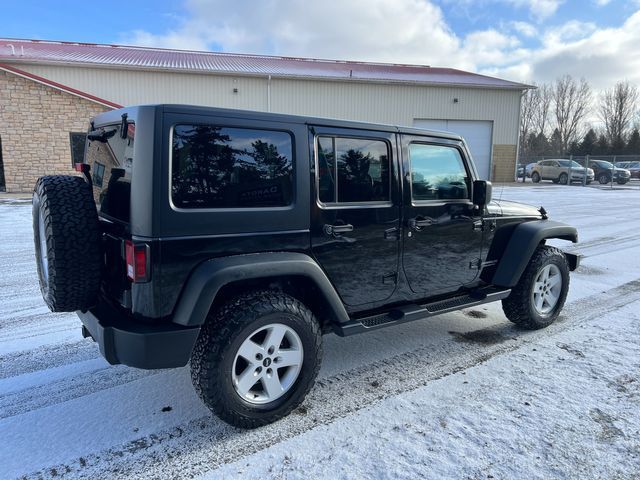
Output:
[
  {"xmin": 552, "ymin": 75, "xmax": 591, "ymax": 155},
  {"xmin": 598, "ymin": 81, "xmax": 639, "ymax": 145},
  {"xmin": 533, "ymin": 83, "xmax": 553, "ymax": 136},
  {"xmin": 519, "ymin": 85, "xmax": 538, "ymax": 152},
  {"xmin": 519, "ymin": 82, "xmax": 553, "ymax": 156}
]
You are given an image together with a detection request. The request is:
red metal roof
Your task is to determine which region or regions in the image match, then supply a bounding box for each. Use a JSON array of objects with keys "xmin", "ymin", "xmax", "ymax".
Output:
[{"xmin": 0, "ymin": 38, "xmax": 529, "ymax": 90}]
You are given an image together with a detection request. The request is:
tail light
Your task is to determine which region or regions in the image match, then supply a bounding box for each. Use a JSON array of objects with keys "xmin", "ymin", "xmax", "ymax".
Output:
[{"xmin": 125, "ymin": 240, "xmax": 150, "ymax": 283}]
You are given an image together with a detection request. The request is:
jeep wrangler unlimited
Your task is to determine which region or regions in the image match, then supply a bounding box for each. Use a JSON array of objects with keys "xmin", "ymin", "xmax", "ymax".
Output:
[{"xmin": 32, "ymin": 105, "xmax": 580, "ymax": 428}]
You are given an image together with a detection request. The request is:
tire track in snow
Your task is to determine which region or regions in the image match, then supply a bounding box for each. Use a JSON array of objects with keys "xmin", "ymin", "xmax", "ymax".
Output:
[{"xmin": 24, "ymin": 278, "xmax": 640, "ymax": 480}]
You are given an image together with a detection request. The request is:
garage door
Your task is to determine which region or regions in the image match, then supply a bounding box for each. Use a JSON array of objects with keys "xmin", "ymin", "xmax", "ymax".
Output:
[{"xmin": 412, "ymin": 119, "xmax": 493, "ymax": 180}]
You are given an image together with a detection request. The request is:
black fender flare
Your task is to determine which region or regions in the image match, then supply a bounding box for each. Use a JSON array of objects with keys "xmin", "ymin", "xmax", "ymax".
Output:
[
  {"xmin": 492, "ymin": 220, "xmax": 578, "ymax": 288},
  {"xmin": 171, "ymin": 252, "xmax": 349, "ymax": 327}
]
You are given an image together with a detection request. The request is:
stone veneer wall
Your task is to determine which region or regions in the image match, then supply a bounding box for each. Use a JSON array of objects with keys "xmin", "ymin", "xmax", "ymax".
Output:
[
  {"xmin": 0, "ymin": 70, "xmax": 110, "ymax": 192},
  {"xmin": 492, "ymin": 144, "xmax": 517, "ymax": 183}
]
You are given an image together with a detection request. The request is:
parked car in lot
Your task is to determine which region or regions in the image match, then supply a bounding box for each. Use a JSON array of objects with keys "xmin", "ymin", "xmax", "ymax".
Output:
[
  {"xmin": 517, "ymin": 162, "xmax": 536, "ymax": 178},
  {"xmin": 531, "ymin": 159, "xmax": 594, "ymax": 185},
  {"xmin": 615, "ymin": 161, "xmax": 640, "ymax": 180},
  {"xmin": 31, "ymin": 105, "xmax": 580, "ymax": 428},
  {"xmin": 588, "ymin": 160, "xmax": 631, "ymax": 185}
]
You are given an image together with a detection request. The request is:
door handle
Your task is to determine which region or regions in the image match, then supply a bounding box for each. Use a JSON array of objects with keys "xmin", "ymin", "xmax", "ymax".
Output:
[
  {"xmin": 408, "ymin": 216, "xmax": 434, "ymax": 231},
  {"xmin": 323, "ymin": 223, "xmax": 354, "ymax": 237}
]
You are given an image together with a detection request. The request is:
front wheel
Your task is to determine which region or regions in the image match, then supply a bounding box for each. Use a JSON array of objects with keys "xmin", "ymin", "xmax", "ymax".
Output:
[
  {"xmin": 598, "ymin": 173, "xmax": 610, "ymax": 184},
  {"xmin": 190, "ymin": 291, "xmax": 322, "ymax": 428},
  {"xmin": 502, "ymin": 246, "xmax": 570, "ymax": 329},
  {"xmin": 531, "ymin": 172, "xmax": 541, "ymax": 183}
]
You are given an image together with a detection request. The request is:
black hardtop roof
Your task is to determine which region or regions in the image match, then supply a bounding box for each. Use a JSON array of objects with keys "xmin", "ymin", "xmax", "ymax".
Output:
[{"xmin": 92, "ymin": 104, "xmax": 463, "ymax": 141}]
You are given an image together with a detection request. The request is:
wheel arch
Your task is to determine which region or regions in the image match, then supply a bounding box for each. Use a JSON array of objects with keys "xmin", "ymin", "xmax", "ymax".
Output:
[
  {"xmin": 172, "ymin": 252, "xmax": 349, "ymax": 329},
  {"xmin": 492, "ymin": 220, "xmax": 578, "ymax": 288}
]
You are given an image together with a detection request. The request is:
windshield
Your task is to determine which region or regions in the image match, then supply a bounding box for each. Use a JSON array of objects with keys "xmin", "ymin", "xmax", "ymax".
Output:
[
  {"xmin": 595, "ymin": 160, "xmax": 614, "ymax": 168},
  {"xmin": 558, "ymin": 160, "xmax": 583, "ymax": 168},
  {"xmin": 84, "ymin": 123, "xmax": 134, "ymax": 223}
]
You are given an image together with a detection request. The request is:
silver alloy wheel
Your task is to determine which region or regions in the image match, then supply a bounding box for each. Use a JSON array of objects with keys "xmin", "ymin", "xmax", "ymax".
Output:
[
  {"xmin": 231, "ymin": 323, "xmax": 304, "ymax": 405},
  {"xmin": 531, "ymin": 264, "xmax": 562, "ymax": 315},
  {"xmin": 38, "ymin": 207, "xmax": 49, "ymax": 281}
]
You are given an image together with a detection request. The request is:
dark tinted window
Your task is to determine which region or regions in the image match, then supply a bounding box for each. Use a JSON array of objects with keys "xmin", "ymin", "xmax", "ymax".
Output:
[
  {"xmin": 317, "ymin": 136, "xmax": 390, "ymax": 204},
  {"xmin": 409, "ymin": 144, "xmax": 469, "ymax": 201},
  {"xmin": 85, "ymin": 123, "xmax": 134, "ymax": 223},
  {"xmin": 69, "ymin": 132, "xmax": 87, "ymax": 167},
  {"xmin": 172, "ymin": 125, "xmax": 293, "ymax": 209}
]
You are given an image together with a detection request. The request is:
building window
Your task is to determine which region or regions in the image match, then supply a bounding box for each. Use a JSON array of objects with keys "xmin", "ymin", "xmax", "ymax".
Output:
[
  {"xmin": 317, "ymin": 136, "xmax": 390, "ymax": 205},
  {"xmin": 69, "ymin": 132, "xmax": 87, "ymax": 167},
  {"xmin": 171, "ymin": 124, "xmax": 294, "ymax": 209}
]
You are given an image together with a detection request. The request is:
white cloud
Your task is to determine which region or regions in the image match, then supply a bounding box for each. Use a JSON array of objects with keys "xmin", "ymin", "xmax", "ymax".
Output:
[
  {"xmin": 507, "ymin": 0, "xmax": 564, "ymax": 21},
  {"xmin": 594, "ymin": 0, "xmax": 613, "ymax": 5},
  {"xmin": 120, "ymin": 0, "xmax": 640, "ymax": 92},
  {"xmin": 511, "ymin": 21, "xmax": 539, "ymax": 37}
]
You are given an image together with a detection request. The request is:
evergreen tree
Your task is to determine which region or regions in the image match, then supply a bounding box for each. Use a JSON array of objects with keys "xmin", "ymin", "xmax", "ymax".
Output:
[
  {"xmin": 549, "ymin": 129, "xmax": 563, "ymax": 156},
  {"xmin": 626, "ymin": 128, "xmax": 640, "ymax": 154},
  {"xmin": 579, "ymin": 129, "xmax": 597, "ymax": 155},
  {"xmin": 610, "ymin": 135, "xmax": 626, "ymax": 154},
  {"xmin": 594, "ymin": 134, "xmax": 610, "ymax": 155},
  {"xmin": 531, "ymin": 132, "xmax": 550, "ymax": 156}
]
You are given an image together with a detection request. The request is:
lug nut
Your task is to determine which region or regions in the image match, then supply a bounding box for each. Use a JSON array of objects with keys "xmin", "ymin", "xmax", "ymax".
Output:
[
  {"xmin": 268, "ymin": 346, "xmax": 275, "ymax": 355},
  {"xmin": 267, "ymin": 368, "xmax": 273, "ymax": 375},
  {"xmin": 255, "ymin": 353, "xmax": 263, "ymax": 361},
  {"xmin": 256, "ymin": 367, "xmax": 262, "ymax": 374}
]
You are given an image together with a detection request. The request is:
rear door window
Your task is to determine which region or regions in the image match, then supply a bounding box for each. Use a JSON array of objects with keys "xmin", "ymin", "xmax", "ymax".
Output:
[
  {"xmin": 85, "ymin": 123, "xmax": 134, "ymax": 223},
  {"xmin": 316, "ymin": 136, "xmax": 391, "ymax": 205},
  {"xmin": 171, "ymin": 125, "xmax": 294, "ymax": 209}
]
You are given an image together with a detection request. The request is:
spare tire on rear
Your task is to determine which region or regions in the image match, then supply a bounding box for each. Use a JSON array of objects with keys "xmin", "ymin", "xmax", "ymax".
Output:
[{"xmin": 33, "ymin": 175, "xmax": 102, "ymax": 312}]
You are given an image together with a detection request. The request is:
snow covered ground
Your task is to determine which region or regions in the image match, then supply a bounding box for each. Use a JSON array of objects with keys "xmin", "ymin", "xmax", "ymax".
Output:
[{"xmin": 1, "ymin": 185, "xmax": 639, "ymax": 479}]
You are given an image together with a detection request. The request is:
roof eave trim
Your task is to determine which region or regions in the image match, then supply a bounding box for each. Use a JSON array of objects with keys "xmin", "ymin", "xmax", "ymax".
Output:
[
  {"xmin": 0, "ymin": 58, "xmax": 532, "ymax": 90},
  {"xmin": 0, "ymin": 63, "xmax": 122, "ymax": 109}
]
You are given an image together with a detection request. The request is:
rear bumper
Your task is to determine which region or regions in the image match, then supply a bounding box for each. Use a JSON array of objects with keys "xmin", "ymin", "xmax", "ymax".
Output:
[{"xmin": 78, "ymin": 302, "xmax": 200, "ymax": 369}]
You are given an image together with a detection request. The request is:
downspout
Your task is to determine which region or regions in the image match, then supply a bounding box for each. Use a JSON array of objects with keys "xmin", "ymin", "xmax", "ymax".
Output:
[
  {"xmin": 515, "ymin": 88, "xmax": 527, "ymax": 182},
  {"xmin": 267, "ymin": 75, "xmax": 272, "ymax": 112}
]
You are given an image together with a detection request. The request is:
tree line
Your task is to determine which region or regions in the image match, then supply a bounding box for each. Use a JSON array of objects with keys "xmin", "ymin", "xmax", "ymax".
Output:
[{"xmin": 520, "ymin": 76, "xmax": 639, "ymax": 159}]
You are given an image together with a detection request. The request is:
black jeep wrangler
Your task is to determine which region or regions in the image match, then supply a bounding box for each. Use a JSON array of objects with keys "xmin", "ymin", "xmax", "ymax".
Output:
[{"xmin": 32, "ymin": 105, "xmax": 580, "ymax": 428}]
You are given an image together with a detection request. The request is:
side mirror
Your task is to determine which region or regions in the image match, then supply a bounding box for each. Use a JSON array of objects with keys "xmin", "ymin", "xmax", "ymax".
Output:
[{"xmin": 473, "ymin": 180, "xmax": 492, "ymax": 207}]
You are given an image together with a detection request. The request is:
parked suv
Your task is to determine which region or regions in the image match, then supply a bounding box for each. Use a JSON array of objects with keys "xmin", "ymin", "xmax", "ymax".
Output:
[
  {"xmin": 32, "ymin": 105, "xmax": 580, "ymax": 428},
  {"xmin": 616, "ymin": 161, "xmax": 640, "ymax": 179},
  {"xmin": 589, "ymin": 160, "xmax": 631, "ymax": 184},
  {"xmin": 530, "ymin": 159, "xmax": 594, "ymax": 185}
]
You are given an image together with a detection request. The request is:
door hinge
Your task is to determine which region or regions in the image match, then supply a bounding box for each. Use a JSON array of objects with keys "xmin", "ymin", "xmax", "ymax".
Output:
[
  {"xmin": 469, "ymin": 259, "xmax": 498, "ymax": 270},
  {"xmin": 473, "ymin": 219, "xmax": 496, "ymax": 232},
  {"xmin": 382, "ymin": 272, "xmax": 398, "ymax": 284},
  {"xmin": 469, "ymin": 258, "xmax": 482, "ymax": 270},
  {"xmin": 384, "ymin": 227, "xmax": 400, "ymax": 240}
]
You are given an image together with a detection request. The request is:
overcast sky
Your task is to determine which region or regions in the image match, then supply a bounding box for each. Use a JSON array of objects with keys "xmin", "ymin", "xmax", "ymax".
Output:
[{"xmin": 4, "ymin": 0, "xmax": 640, "ymax": 90}]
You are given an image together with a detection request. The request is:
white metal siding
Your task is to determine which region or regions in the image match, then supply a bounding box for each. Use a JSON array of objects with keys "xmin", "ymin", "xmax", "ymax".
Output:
[
  {"xmin": 12, "ymin": 63, "xmax": 521, "ymax": 145},
  {"xmin": 412, "ymin": 119, "xmax": 493, "ymax": 179}
]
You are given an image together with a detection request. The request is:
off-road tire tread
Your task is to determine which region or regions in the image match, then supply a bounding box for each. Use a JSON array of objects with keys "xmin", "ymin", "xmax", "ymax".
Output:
[
  {"xmin": 190, "ymin": 290, "xmax": 322, "ymax": 428},
  {"xmin": 502, "ymin": 245, "xmax": 569, "ymax": 330},
  {"xmin": 33, "ymin": 175, "xmax": 102, "ymax": 312}
]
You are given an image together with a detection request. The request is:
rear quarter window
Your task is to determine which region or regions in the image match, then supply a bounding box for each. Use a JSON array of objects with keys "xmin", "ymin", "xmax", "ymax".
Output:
[{"xmin": 171, "ymin": 125, "xmax": 294, "ymax": 209}]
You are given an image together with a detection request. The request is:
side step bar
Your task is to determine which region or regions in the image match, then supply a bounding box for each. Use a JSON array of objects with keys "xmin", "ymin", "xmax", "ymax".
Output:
[{"xmin": 336, "ymin": 287, "xmax": 511, "ymax": 336}]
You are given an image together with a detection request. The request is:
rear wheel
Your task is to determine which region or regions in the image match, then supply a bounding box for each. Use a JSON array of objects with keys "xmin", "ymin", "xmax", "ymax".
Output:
[
  {"xmin": 190, "ymin": 291, "xmax": 322, "ymax": 428},
  {"xmin": 531, "ymin": 172, "xmax": 541, "ymax": 183},
  {"xmin": 502, "ymin": 246, "xmax": 570, "ymax": 330},
  {"xmin": 558, "ymin": 173, "xmax": 568, "ymax": 185},
  {"xmin": 33, "ymin": 176, "xmax": 102, "ymax": 312}
]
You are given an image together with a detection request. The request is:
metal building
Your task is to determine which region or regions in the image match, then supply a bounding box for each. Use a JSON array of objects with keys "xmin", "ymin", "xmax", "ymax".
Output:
[{"xmin": 0, "ymin": 39, "xmax": 530, "ymax": 192}]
